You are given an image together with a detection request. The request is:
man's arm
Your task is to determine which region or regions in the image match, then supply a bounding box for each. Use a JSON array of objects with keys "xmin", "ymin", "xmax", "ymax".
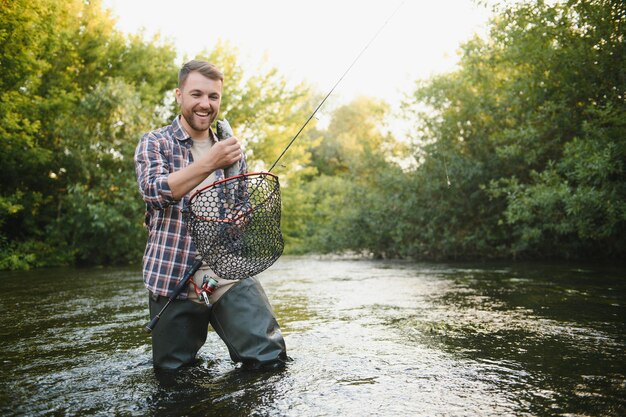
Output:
[{"xmin": 134, "ymin": 133, "xmax": 176, "ymax": 210}]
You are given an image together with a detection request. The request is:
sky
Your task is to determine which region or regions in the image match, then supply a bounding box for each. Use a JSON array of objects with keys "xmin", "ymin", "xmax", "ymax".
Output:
[{"xmin": 102, "ymin": 0, "xmax": 493, "ymax": 108}]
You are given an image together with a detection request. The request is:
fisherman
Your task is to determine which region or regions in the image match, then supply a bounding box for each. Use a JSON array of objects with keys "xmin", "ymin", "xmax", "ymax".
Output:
[{"xmin": 134, "ymin": 60, "xmax": 288, "ymax": 370}]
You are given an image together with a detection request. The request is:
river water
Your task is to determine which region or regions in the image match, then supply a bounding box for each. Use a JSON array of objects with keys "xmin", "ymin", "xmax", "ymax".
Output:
[{"xmin": 0, "ymin": 256, "xmax": 624, "ymax": 416}]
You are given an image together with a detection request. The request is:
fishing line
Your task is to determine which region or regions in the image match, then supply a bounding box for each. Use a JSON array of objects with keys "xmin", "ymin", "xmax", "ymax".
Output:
[
  {"xmin": 443, "ymin": 155, "xmax": 451, "ymax": 187},
  {"xmin": 268, "ymin": 1, "xmax": 406, "ymax": 172},
  {"xmin": 146, "ymin": 2, "xmax": 404, "ymax": 332},
  {"xmin": 146, "ymin": 2, "xmax": 407, "ymax": 331}
]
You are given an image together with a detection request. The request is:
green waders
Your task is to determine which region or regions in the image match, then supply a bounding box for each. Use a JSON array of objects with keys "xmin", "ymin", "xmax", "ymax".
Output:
[
  {"xmin": 209, "ymin": 276, "xmax": 289, "ymax": 370},
  {"xmin": 149, "ymin": 293, "xmax": 210, "ymax": 369},
  {"xmin": 149, "ymin": 276, "xmax": 288, "ymax": 370}
]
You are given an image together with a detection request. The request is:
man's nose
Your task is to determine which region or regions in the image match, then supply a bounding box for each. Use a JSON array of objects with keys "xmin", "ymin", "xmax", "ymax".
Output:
[{"xmin": 199, "ymin": 95, "xmax": 211, "ymax": 108}]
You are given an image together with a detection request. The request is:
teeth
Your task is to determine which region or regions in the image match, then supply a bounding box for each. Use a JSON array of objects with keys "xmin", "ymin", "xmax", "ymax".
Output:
[{"xmin": 195, "ymin": 112, "xmax": 209, "ymax": 117}]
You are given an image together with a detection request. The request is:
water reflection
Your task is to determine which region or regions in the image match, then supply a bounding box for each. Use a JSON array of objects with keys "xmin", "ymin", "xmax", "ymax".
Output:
[
  {"xmin": 389, "ymin": 263, "xmax": 626, "ymax": 416},
  {"xmin": 0, "ymin": 258, "xmax": 624, "ymax": 416},
  {"xmin": 148, "ymin": 363, "xmax": 288, "ymax": 416}
]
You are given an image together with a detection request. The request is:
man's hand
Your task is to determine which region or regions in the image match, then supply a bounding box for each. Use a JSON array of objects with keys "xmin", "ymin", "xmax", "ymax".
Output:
[
  {"xmin": 168, "ymin": 137, "xmax": 242, "ymax": 200},
  {"xmin": 204, "ymin": 137, "xmax": 242, "ymax": 171}
]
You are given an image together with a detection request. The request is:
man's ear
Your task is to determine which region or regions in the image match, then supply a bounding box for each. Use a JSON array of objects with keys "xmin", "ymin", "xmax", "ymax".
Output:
[{"xmin": 175, "ymin": 88, "xmax": 182, "ymax": 104}]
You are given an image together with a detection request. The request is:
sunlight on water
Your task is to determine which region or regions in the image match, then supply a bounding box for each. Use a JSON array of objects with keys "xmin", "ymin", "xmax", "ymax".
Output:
[{"xmin": 0, "ymin": 257, "xmax": 624, "ymax": 416}]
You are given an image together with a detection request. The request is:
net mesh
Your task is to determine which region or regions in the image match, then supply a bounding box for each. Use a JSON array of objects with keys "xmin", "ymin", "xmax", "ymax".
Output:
[{"xmin": 185, "ymin": 172, "xmax": 284, "ymax": 280}]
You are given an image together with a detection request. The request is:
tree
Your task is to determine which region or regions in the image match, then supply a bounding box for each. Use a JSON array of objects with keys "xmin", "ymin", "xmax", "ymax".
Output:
[
  {"xmin": 401, "ymin": 0, "xmax": 626, "ymax": 260},
  {"xmin": 0, "ymin": 6, "xmax": 319, "ymax": 269},
  {"xmin": 0, "ymin": 0, "xmax": 177, "ymax": 269},
  {"xmin": 298, "ymin": 97, "xmax": 408, "ymax": 257}
]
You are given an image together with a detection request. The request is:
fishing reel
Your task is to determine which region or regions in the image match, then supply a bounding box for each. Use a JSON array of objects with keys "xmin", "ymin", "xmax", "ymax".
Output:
[{"xmin": 198, "ymin": 274, "xmax": 219, "ymax": 306}]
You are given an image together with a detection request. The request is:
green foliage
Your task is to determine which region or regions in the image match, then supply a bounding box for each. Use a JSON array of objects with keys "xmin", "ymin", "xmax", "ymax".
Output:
[
  {"xmin": 491, "ymin": 104, "xmax": 626, "ymax": 258},
  {"xmin": 0, "ymin": 1, "xmax": 317, "ymax": 269},
  {"xmin": 389, "ymin": 0, "xmax": 626, "ymax": 260},
  {"xmin": 294, "ymin": 0, "xmax": 625, "ymax": 261},
  {"xmin": 2, "ymin": 0, "xmax": 624, "ymax": 269},
  {"xmin": 482, "ymin": 0, "xmax": 626, "ymax": 259},
  {"xmin": 0, "ymin": 0, "xmax": 177, "ymax": 269},
  {"xmin": 53, "ymin": 77, "xmax": 155, "ymax": 265},
  {"xmin": 296, "ymin": 97, "xmax": 409, "ymax": 258}
]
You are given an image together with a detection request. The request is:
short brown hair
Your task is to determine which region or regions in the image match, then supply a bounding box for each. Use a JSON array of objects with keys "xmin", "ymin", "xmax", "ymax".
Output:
[{"xmin": 178, "ymin": 60, "xmax": 224, "ymax": 87}]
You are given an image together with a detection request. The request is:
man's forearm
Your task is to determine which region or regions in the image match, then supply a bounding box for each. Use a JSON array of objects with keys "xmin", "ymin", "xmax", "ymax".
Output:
[{"xmin": 167, "ymin": 161, "xmax": 216, "ymax": 200}]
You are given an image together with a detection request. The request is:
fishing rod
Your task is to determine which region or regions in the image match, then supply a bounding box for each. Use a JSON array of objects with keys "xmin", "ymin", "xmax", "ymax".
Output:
[
  {"xmin": 145, "ymin": 256, "xmax": 203, "ymax": 332},
  {"xmin": 268, "ymin": 1, "xmax": 406, "ymax": 172},
  {"xmin": 144, "ymin": 2, "xmax": 405, "ymax": 332}
]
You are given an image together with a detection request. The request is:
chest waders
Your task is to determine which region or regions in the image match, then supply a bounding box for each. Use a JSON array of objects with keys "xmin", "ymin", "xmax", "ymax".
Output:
[
  {"xmin": 149, "ymin": 276, "xmax": 287, "ymax": 370},
  {"xmin": 209, "ymin": 276, "xmax": 288, "ymax": 370}
]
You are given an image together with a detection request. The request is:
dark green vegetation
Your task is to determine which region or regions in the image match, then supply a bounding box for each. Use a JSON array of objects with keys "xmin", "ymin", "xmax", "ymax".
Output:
[{"xmin": 1, "ymin": 0, "xmax": 624, "ymax": 269}]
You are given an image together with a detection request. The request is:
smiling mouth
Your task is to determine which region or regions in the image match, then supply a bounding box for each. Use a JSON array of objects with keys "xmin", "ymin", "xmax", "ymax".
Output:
[{"xmin": 195, "ymin": 111, "xmax": 210, "ymax": 118}]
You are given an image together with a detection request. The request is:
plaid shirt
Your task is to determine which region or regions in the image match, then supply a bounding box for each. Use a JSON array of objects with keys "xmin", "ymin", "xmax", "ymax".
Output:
[{"xmin": 134, "ymin": 116, "xmax": 247, "ymax": 298}]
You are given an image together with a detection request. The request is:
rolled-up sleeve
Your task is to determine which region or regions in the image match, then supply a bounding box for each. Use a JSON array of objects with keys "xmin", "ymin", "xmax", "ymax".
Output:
[{"xmin": 134, "ymin": 133, "xmax": 177, "ymax": 209}]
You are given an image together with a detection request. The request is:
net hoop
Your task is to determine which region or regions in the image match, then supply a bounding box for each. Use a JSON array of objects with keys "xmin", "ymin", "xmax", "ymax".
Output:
[{"xmin": 185, "ymin": 172, "xmax": 284, "ymax": 280}]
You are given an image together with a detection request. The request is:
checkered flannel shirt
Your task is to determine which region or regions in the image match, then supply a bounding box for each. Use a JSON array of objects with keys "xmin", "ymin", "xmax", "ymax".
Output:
[{"xmin": 134, "ymin": 116, "xmax": 247, "ymax": 298}]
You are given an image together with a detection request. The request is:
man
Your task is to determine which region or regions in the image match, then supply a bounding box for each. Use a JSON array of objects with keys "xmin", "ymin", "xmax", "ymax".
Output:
[{"xmin": 134, "ymin": 60, "xmax": 288, "ymax": 370}]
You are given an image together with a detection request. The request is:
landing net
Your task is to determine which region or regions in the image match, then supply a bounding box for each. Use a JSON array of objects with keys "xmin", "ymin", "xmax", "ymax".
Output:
[{"xmin": 185, "ymin": 172, "xmax": 284, "ymax": 280}]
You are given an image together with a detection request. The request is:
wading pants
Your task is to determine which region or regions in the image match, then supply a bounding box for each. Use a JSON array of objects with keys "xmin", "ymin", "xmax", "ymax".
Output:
[{"xmin": 149, "ymin": 276, "xmax": 288, "ymax": 370}]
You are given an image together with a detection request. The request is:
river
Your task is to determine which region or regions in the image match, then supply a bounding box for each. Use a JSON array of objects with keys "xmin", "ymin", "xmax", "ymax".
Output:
[{"xmin": 1, "ymin": 256, "xmax": 624, "ymax": 416}]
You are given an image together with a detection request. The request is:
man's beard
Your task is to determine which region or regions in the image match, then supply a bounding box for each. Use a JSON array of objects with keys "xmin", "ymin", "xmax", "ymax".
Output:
[{"xmin": 182, "ymin": 110, "xmax": 214, "ymax": 133}]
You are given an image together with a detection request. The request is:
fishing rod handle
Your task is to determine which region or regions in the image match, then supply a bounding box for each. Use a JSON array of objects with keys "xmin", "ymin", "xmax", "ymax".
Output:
[
  {"xmin": 144, "ymin": 256, "xmax": 204, "ymax": 333},
  {"xmin": 145, "ymin": 312, "xmax": 164, "ymax": 333}
]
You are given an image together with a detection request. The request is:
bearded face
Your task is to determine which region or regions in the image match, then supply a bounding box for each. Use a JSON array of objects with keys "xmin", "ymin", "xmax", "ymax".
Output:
[{"xmin": 176, "ymin": 71, "xmax": 223, "ymax": 138}]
